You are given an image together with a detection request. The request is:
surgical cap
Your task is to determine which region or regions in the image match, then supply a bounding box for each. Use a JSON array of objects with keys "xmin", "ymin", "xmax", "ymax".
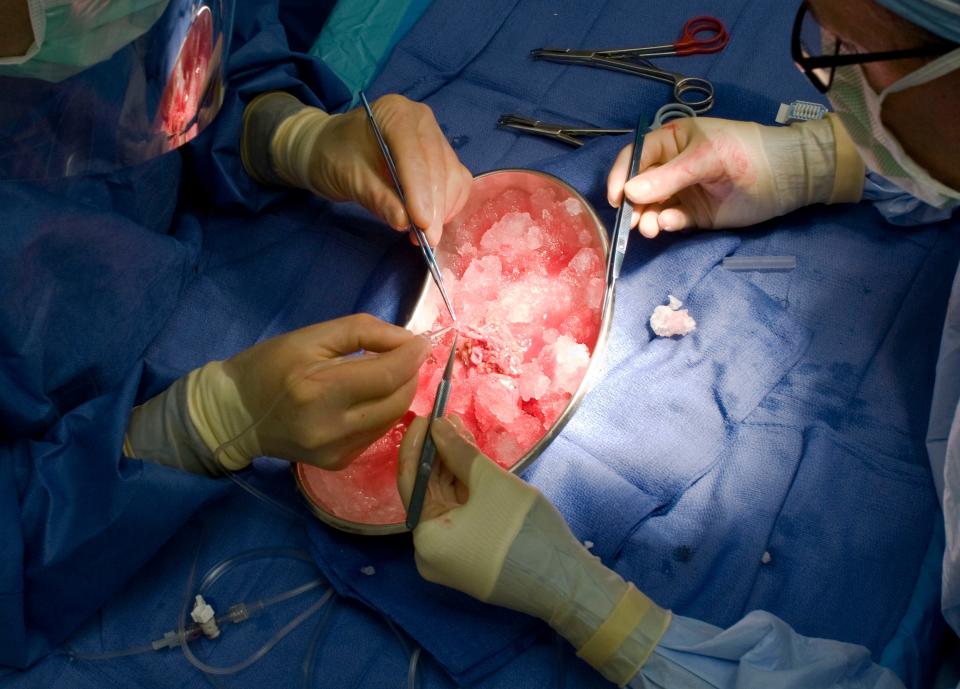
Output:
[{"xmin": 875, "ymin": 0, "xmax": 960, "ymax": 43}]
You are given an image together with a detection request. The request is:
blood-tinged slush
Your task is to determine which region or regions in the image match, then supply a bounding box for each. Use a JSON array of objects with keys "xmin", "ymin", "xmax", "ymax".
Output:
[{"xmin": 301, "ymin": 185, "xmax": 605, "ymax": 525}]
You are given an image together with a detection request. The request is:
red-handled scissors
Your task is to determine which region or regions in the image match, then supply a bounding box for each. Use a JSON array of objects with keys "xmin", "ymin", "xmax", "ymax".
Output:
[
  {"xmin": 600, "ymin": 16, "xmax": 729, "ymax": 57},
  {"xmin": 674, "ymin": 16, "xmax": 729, "ymax": 54},
  {"xmin": 532, "ymin": 16, "xmax": 729, "ymax": 60},
  {"xmin": 530, "ymin": 16, "xmax": 729, "ymax": 113}
]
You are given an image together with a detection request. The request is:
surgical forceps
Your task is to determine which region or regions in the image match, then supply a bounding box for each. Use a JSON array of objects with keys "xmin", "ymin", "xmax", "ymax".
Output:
[
  {"xmin": 359, "ymin": 91, "xmax": 458, "ymax": 322},
  {"xmin": 606, "ymin": 103, "xmax": 697, "ymax": 294},
  {"xmin": 531, "ymin": 16, "xmax": 729, "ymax": 114},
  {"xmin": 406, "ymin": 329, "xmax": 459, "ymax": 530}
]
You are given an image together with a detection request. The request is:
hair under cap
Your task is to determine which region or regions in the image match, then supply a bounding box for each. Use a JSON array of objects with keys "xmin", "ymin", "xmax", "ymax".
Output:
[{"xmin": 875, "ymin": 0, "xmax": 960, "ymax": 43}]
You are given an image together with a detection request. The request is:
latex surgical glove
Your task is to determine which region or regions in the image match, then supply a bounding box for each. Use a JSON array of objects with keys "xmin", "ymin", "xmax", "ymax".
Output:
[
  {"xmin": 606, "ymin": 114, "xmax": 865, "ymax": 237},
  {"xmin": 124, "ymin": 314, "xmax": 430, "ymax": 474},
  {"xmin": 241, "ymin": 92, "xmax": 472, "ymax": 246},
  {"xmin": 397, "ymin": 416, "xmax": 672, "ymax": 687}
]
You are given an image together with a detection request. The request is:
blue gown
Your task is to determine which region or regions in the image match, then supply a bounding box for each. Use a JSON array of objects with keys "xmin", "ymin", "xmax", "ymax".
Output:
[
  {"xmin": 623, "ymin": 177, "xmax": 959, "ymax": 689},
  {"xmin": 1, "ymin": 0, "xmax": 957, "ymax": 686},
  {"xmin": 0, "ymin": 0, "xmax": 343, "ymax": 667}
]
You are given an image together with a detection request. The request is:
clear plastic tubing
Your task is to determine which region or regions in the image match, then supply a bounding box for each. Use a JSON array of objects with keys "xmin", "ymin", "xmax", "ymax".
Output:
[
  {"xmin": 301, "ymin": 593, "xmax": 338, "ymax": 689},
  {"xmin": 179, "ymin": 590, "xmax": 333, "ymax": 677},
  {"xmin": 383, "ymin": 615, "xmax": 422, "ymax": 689},
  {"xmin": 65, "ymin": 549, "xmax": 326, "ymax": 665},
  {"xmin": 227, "ymin": 471, "xmax": 304, "ymax": 522},
  {"xmin": 722, "ymin": 255, "xmax": 796, "ymax": 272},
  {"xmin": 408, "ymin": 646, "xmax": 421, "ymax": 689},
  {"xmin": 64, "ymin": 642, "xmax": 158, "ymax": 661},
  {"xmin": 178, "ymin": 547, "xmax": 333, "ymax": 677}
]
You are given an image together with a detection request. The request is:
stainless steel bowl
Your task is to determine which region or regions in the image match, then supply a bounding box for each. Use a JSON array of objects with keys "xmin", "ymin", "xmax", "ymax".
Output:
[{"xmin": 295, "ymin": 168, "xmax": 613, "ymax": 535}]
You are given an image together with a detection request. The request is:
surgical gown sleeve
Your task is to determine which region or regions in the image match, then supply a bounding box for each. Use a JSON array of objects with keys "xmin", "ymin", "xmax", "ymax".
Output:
[
  {"xmin": 863, "ymin": 171, "xmax": 956, "ymax": 226},
  {"xmin": 0, "ymin": 172, "xmax": 232, "ymax": 668},
  {"xmin": 0, "ymin": 378, "xmax": 228, "ymax": 668},
  {"xmin": 626, "ymin": 611, "xmax": 904, "ymax": 689},
  {"xmin": 0, "ymin": 0, "xmax": 339, "ymax": 669}
]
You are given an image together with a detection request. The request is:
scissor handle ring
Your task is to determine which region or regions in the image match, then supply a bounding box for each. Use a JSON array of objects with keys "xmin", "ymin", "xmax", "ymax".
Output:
[
  {"xmin": 651, "ymin": 102, "xmax": 698, "ymax": 129},
  {"xmin": 673, "ymin": 76, "xmax": 714, "ymax": 114},
  {"xmin": 675, "ymin": 16, "xmax": 730, "ymax": 55}
]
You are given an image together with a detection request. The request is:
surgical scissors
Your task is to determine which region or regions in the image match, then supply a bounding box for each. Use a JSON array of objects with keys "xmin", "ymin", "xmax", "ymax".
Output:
[
  {"xmin": 498, "ymin": 103, "xmax": 696, "ymax": 148},
  {"xmin": 496, "ymin": 114, "xmax": 632, "ymax": 147},
  {"xmin": 531, "ymin": 16, "xmax": 729, "ymax": 114},
  {"xmin": 359, "ymin": 92, "xmax": 458, "ymax": 323},
  {"xmin": 405, "ymin": 330, "xmax": 459, "ymax": 531}
]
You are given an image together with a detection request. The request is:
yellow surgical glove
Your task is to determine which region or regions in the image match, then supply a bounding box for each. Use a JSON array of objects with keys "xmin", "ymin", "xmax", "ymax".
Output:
[
  {"xmin": 240, "ymin": 91, "xmax": 473, "ymax": 246},
  {"xmin": 398, "ymin": 416, "xmax": 672, "ymax": 687},
  {"xmin": 606, "ymin": 114, "xmax": 865, "ymax": 237},
  {"xmin": 124, "ymin": 314, "xmax": 430, "ymax": 474}
]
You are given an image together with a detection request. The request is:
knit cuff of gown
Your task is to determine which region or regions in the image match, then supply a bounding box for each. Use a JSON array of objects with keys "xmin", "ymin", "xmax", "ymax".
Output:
[
  {"xmin": 827, "ymin": 113, "xmax": 866, "ymax": 204},
  {"xmin": 186, "ymin": 361, "xmax": 259, "ymax": 472},
  {"xmin": 240, "ymin": 91, "xmax": 311, "ymax": 187},
  {"xmin": 123, "ymin": 374, "xmax": 224, "ymax": 476}
]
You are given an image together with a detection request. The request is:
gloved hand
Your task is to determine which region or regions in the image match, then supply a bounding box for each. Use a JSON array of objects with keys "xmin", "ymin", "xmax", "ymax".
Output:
[
  {"xmin": 241, "ymin": 92, "xmax": 472, "ymax": 245},
  {"xmin": 606, "ymin": 114, "xmax": 865, "ymax": 238},
  {"xmin": 397, "ymin": 416, "xmax": 672, "ymax": 687},
  {"xmin": 124, "ymin": 314, "xmax": 430, "ymax": 474}
]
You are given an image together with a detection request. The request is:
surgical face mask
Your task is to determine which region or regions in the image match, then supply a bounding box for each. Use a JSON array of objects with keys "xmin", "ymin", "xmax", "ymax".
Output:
[
  {"xmin": 0, "ymin": 0, "xmax": 171, "ymax": 82},
  {"xmin": 827, "ymin": 44, "xmax": 960, "ymax": 210}
]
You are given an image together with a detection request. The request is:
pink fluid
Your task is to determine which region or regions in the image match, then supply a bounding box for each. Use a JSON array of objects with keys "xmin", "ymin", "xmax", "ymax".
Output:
[{"xmin": 300, "ymin": 184, "xmax": 605, "ymax": 525}]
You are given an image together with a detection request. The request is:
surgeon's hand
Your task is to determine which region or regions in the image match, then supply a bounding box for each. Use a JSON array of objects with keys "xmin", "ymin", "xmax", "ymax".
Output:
[
  {"xmin": 397, "ymin": 415, "xmax": 476, "ymax": 524},
  {"xmin": 210, "ymin": 314, "xmax": 430, "ymax": 469},
  {"xmin": 242, "ymin": 92, "xmax": 472, "ymax": 246},
  {"xmin": 125, "ymin": 314, "xmax": 430, "ymax": 474},
  {"xmin": 397, "ymin": 416, "xmax": 672, "ymax": 686},
  {"xmin": 606, "ymin": 115, "xmax": 865, "ymax": 238}
]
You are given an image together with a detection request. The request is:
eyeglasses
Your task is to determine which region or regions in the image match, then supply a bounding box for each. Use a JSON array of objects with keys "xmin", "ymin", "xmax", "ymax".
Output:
[{"xmin": 791, "ymin": 1, "xmax": 948, "ymax": 92}]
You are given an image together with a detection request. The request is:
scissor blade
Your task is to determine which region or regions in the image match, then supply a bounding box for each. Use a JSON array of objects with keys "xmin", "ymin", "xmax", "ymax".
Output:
[
  {"xmin": 498, "ymin": 114, "xmax": 631, "ymax": 146},
  {"xmin": 530, "ymin": 47, "xmax": 597, "ymax": 59},
  {"xmin": 593, "ymin": 44, "xmax": 675, "ymax": 58},
  {"xmin": 532, "ymin": 50, "xmax": 677, "ymax": 86},
  {"xmin": 530, "ymin": 50, "xmax": 600, "ymax": 65},
  {"xmin": 497, "ymin": 115, "xmax": 584, "ymax": 147},
  {"xmin": 503, "ymin": 126, "xmax": 584, "ymax": 147},
  {"xmin": 565, "ymin": 126, "xmax": 634, "ymax": 136}
]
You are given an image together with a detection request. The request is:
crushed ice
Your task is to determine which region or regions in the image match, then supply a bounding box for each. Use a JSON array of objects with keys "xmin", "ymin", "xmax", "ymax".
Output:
[
  {"xmin": 301, "ymin": 184, "xmax": 604, "ymax": 525},
  {"xmin": 650, "ymin": 294, "xmax": 697, "ymax": 338}
]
